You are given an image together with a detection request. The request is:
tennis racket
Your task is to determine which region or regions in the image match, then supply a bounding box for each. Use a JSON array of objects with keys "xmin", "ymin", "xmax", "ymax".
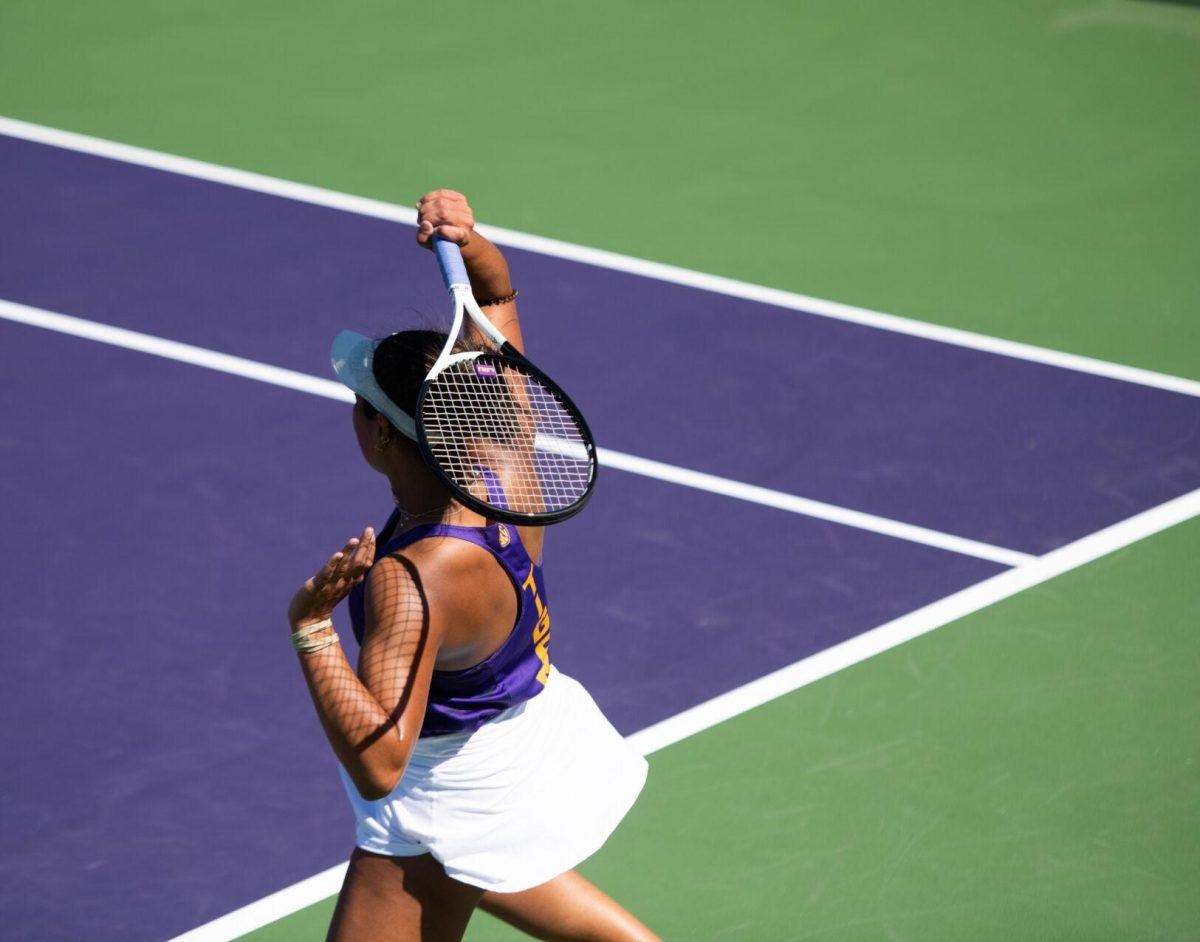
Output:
[{"xmin": 415, "ymin": 238, "xmax": 597, "ymax": 526}]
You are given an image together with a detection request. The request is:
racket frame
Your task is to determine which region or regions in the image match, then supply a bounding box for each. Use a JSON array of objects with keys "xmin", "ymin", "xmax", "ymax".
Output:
[{"xmin": 415, "ymin": 240, "xmax": 599, "ymax": 526}]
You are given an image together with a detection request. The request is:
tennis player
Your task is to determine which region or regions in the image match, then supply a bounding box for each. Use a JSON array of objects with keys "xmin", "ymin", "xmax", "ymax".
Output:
[{"xmin": 286, "ymin": 190, "xmax": 657, "ymax": 942}]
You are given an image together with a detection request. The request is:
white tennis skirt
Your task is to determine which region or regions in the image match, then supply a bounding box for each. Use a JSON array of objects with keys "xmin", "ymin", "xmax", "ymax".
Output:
[{"xmin": 338, "ymin": 667, "xmax": 648, "ymax": 893}]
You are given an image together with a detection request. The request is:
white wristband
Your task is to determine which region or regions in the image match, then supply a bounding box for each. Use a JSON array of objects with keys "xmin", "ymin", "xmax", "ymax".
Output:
[
  {"xmin": 291, "ymin": 618, "xmax": 333, "ymax": 640},
  {"xmin": 290, "ymin": 618, "xmax": 337, "ymax": 653},
  {"xmin": 294, "ymin": 632, "xmax": 340, "ymax": 654}
]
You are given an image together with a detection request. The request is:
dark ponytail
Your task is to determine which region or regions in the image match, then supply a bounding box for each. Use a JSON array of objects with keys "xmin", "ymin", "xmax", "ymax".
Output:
[{"xmin": 365, "ymin": 329, "xmax": 480, "ymax": 430}]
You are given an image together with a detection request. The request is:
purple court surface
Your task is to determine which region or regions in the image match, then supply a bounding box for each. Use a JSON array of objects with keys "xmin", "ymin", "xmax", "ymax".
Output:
[{"xmin": 2, "ymin": 133, "xmax": 1199, "ymax": 941}]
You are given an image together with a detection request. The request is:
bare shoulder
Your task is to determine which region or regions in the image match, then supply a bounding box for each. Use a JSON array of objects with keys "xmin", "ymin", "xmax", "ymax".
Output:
[
  {"xmin": 362, "ymin": 553, "xmax": 428, "ymax": 640},
  {"xmin": 380, "ymin": 537, "xmax": 498, "ymax": 619},
  {"xmin": 361, "ymin": 542, "xmax": 496, "ymax": 660},
  {"xmin": 404, "ymin": 534, "xmax": 491, "ymax": 574}
]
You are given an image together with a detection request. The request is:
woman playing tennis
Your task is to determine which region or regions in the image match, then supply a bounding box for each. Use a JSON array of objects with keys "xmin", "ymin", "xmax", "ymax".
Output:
[{"xmin": 286, "ymin": 190, "xmax": 657, "ymax": 942}]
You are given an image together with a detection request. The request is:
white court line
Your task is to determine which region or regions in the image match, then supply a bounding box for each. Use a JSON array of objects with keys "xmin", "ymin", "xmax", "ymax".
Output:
[
  {"xmin": 626, "ymin": 486, "xmax": 1200, "ymax": 755},
  {"xmin": 168, "ymin": 486, "xmax": 1200, "ymax": 942},
  {"xmin": 0, "ymin": 298, "xmax": 1033, "ymax": 567},
  {"xmin": 2, "ymin": 114, "xmax": 1198, "ymax": 402},
  {"xmin": 168, "ymin": 865, "xmax": 352, "ymax": 942},
  {"xmin": 593, "ymin": 451, "xmax": 1033, "ymax": 566},
  {"xmin": 0, "ymin": 300, "xmax": 351, "ymax": 402}
]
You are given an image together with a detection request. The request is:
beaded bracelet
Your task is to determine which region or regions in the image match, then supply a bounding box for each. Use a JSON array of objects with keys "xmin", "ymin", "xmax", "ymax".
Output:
[{"xmin": 478, "ymin": 289, "xmax": 518, "ymax": 307}]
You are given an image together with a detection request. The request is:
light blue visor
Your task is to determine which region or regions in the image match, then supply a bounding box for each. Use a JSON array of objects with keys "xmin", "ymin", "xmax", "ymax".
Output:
[{"xmin": 330, "ymin": 330, "xmax": 417, "ymax": 440}]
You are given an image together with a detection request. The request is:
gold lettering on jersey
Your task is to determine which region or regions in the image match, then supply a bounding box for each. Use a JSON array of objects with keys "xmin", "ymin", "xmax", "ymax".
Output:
[
  {"xmin": 497, "ymin": 524, "xmax": 511, "ymax": 548},
  {"xmin": 522, "ymin": 564, "xmax": 552, "ymax": 685}
]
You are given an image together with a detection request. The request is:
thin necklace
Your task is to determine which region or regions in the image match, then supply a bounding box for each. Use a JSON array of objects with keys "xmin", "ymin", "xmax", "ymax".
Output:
[{"xmin": 393, "ymin": 494, "xmax": 467, "ymax": 530}]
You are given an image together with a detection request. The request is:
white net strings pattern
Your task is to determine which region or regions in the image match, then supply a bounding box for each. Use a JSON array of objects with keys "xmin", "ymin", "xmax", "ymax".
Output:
[{"xmin": 420, "ymin": 356, "xmax": 592, "ymax": 516}]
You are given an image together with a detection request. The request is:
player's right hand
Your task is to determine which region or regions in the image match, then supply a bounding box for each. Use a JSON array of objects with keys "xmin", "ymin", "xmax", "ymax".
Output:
[{"xmin": 415, "ymin": 189, "xmax": 475, "ymax": 249}]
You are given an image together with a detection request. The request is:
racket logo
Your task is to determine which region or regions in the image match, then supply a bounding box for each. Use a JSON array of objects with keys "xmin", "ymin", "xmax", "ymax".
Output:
[{"xmin": 473, "ymin": 361, "xmax": 499, "ymax": 378}]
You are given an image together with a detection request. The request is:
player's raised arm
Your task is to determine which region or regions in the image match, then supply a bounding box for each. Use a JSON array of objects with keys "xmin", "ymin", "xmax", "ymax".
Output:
[{"xmin": 415, "ymin": 189, "xmax": 525, "ymax": 353}]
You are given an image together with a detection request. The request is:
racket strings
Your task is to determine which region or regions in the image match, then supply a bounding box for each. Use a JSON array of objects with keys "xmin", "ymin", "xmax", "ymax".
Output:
[{"xmin": 420, "ymin": 357, "xmax": 592, "ymax": 516}]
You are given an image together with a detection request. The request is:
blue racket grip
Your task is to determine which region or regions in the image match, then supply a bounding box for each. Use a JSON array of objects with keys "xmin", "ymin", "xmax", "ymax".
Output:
[{"xmin": 433, "ymin": 238, "xmax": 470, "ymax": 291}]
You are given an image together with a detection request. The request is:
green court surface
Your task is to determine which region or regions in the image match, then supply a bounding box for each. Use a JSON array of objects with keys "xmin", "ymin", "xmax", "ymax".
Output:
[{"xmin": 3, "ymin": 1, "xmax": 1197, "ymax": 938}]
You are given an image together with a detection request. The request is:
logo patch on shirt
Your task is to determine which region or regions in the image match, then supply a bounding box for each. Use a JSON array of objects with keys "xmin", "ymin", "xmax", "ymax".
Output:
[{"xmin": 497, "ymin": 524, "xmax": 511, "ymax": 548}]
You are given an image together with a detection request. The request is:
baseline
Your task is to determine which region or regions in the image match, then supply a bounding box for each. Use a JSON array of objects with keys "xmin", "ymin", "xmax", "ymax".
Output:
[{"xmin": 1, "ymin": 116, "xmax": 1196, "ymax": 401}]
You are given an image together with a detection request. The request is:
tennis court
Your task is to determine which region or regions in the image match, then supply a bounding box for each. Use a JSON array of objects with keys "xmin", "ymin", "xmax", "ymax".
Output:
[{"xmin": 2, "ymin": 3, "xmax": 1198, "ymax": 939}]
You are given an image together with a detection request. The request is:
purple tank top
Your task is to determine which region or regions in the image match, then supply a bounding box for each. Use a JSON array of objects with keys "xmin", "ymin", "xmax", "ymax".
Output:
[{"xmin": 346, "ymin": 507, "xmax": 552, "ymax": 737}]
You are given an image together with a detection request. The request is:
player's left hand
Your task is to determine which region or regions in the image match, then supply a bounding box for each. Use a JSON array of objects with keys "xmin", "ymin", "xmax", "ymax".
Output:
[
  {"xmin": 287, "ymin": 527, "xmax": 376, "ymax": 629},
  {"xmin": 415, "ymin": 189, "xmax": 475, "ymax": 248}
]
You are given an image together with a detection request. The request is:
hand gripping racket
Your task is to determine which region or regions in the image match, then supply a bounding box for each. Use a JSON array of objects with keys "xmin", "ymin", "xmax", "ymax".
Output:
[{"xmin": 416, "ymin": 238, "xmax": 597, "ymax": 526}]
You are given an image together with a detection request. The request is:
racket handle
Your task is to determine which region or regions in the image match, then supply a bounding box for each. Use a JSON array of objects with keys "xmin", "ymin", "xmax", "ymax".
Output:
[{"xmin": 433, "ymin": 238, "xmax": 471, "ymax": 291}]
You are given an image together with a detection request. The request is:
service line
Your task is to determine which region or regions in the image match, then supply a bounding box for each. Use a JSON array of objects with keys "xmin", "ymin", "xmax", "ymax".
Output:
[{"xmin": 0, "ymin": 298, "xmax": 1032, "ymax": 567}]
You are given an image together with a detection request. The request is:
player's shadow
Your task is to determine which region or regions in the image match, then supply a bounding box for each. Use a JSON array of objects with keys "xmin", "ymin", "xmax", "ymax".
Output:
[{"xmin": 356, "ymin": 553, "xmax": 430, "ymax": 751}]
